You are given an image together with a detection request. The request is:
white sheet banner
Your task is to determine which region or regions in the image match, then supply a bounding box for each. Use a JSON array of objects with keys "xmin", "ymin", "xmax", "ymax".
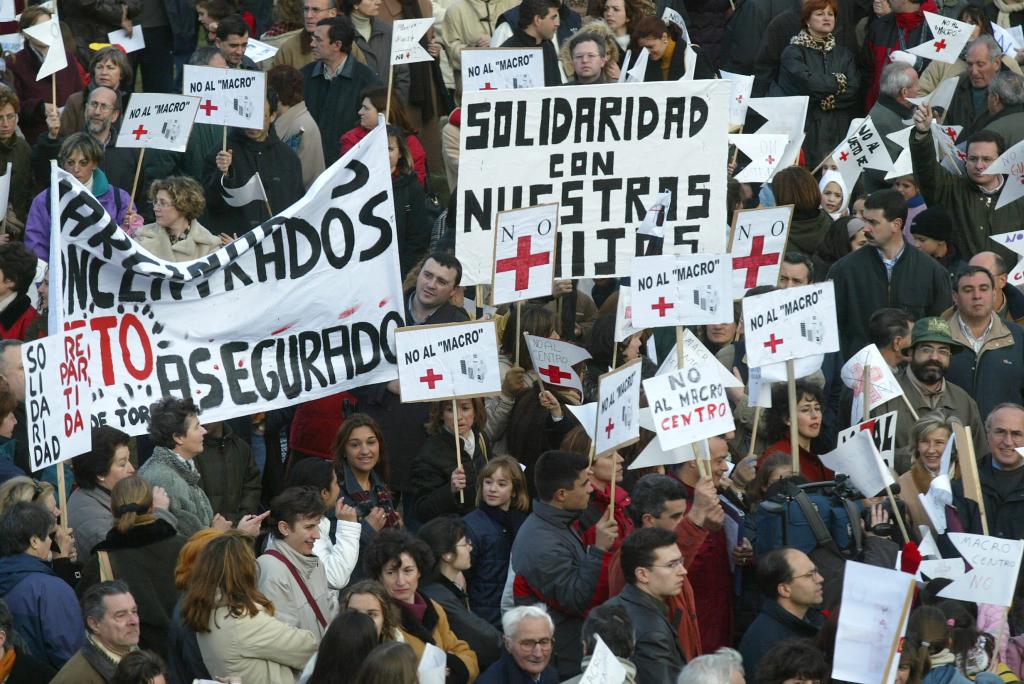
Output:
[
  {"xmin": 395, "ymin": 320, "xmax": 501, "ymax": 402},
  {"xmin": 183, "ymin": 65, "xmax": 266, "ymax": 129}
]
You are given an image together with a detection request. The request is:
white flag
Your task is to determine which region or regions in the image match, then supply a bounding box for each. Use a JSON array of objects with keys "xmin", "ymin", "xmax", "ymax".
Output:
[
  {"xmin": 661, "ymin": 7, "xmax": 689, "ymax": 41},
  {"xmin": 524, "ymin": 334, "xmax": 590, "ymax": 393},
  {"xmin": 907, "ymin": 13, "xmax": 973, "ymax": 64},
  {"xmin": 831, "ymin": 117, "xmax": 894, "ymax": 188},
  {"xmin": 614, "ymin": 285, "xmax": 642, "ymax": 343},
  {"xmin": 221, "ymin": 172, "xmax": 268, "ymax": 207},
  {"xmin": 720, "ymin": 70, "xmax": 755, "ymax": 128},
  {"xmin": 819, "ymin": 429, "xmax": 895, "ymax": 497},
  {"xmin": 23, "ymin": 13, "xmax": 66, "ymax": 80},
  {"xmin": 840, "ymin": 344, "xmax": 903, "ymax": 424},
  {"xmin": 730, "ymin": 133, "xmax": 789, "ymax": 183},
  {"xmin": 621, "ymin": 47, "xmax": 649, "ymax": 83},
  {"xmin": 0, "ymin": 162, "xmax": 10, "ymax": 220},
  {"xmin": 392, "ymin": 18, "xmax": 433, "ymax": 65},
  {"xmin": 907, "ymin": 77, "xmax": 958, "ymax": 112},
  {"xmin": 985, "ymin": 138, "xmax": 1024, "ymax": 210}
]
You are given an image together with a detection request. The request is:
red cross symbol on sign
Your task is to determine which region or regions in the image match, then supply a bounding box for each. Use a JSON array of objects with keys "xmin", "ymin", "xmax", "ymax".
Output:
[
  {"xmin": 481, "ymin": 83, "xmax": 497, "ymax": 90},
  {"xmin": 199, "ymin": 100, "xmax": 219, "ymax": 116},
  {"xmin": 651, "ymin": 296, "xmax": 675, "ymax": 317},
  {"xmin": 496, "ymin": 236, "xmax": 550, "ymax": 291},
  {"xmin": 763, "ymin": 334, "xmax": 785, "ymax": 353},
  {"xmin": 933, "ymin": 39, "xmax": 947, "ymax": 51},
  {"xmin": 539, "ymin": 365, "xmax": 571, "ymax": 384},
  {"xmin": 735, "ymin": 94, "xmax": 744, "ymax": 104},
  {"xmin": 131, "ymin": 124, "xmax": 148, "ymax": 140},
  {"xmin": 944, "ymin": 127, "xmax": 956, "ymax": 139},
  {"xmin": 765, "ymin": 155, "xmax": 775, "ymax": 165},
  {"xmin": 733, "ymin": 235, "xmax": 781, "ymax": 289},
  {"xmin": 419, "ymin": 369, "xmax": 443, "ymax": 389},
  {"xmin": 604, "ymin": 418, "xmax": 615, "ymax": 439},
  {"xmin": 839, "ymin": 151, "xmax": 849, "ymax": 162}
]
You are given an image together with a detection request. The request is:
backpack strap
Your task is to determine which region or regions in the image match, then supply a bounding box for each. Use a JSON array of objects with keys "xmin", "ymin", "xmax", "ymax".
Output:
[
  {"xmin": 787, "ymin": 485, "xmax": 847, "ymax": 559},
  {"xmin": 263, "ymin": 549, "xmax": 327, "ymax": 628}
]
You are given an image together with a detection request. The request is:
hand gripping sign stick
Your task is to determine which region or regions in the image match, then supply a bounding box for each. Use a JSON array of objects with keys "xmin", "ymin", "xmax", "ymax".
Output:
[
  {"xmin": 452, "ymin": 398, "xmax": 464, "ymax": 504},
  {"xmin": 787, "ymin": 359, "xmax": 799, "ymax": 475}
]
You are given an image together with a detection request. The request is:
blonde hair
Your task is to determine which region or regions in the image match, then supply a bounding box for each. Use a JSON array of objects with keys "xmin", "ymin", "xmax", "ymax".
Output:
[
  {"xmin": 0, "ymin": 476, "xmax": 53, "ymax": 516},
  {"xmin": 110, "ymin": 475, "xmax": 155, "ymax": 533}
]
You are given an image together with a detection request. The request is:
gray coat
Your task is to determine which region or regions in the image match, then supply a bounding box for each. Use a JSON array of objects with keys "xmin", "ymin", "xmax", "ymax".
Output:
[
  {"xmin": 66, "ymin": 485, "xmax": 178, "ymax": 559},
  {"xmin": 137, "ymin": 447, "xmax": 214, "ymax": 538},
  {"xmin": 600, "ymin": 585, "xmax": 686, "ymax": 683}
]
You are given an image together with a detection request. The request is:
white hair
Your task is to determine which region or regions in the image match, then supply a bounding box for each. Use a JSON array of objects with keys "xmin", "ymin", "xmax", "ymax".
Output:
[
  {"xmin": 677, "ymin": 648, "xmax": 745, "ymax": 684},
  {"xmin": 502, "ymin": 605, "xmax": 554, "ymax": 638}
]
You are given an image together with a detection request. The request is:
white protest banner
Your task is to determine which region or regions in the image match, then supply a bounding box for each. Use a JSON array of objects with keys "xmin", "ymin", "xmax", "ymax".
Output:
[
  {"xmin": 908, "ymin": 77, "xmax": 959, "ymax": 114},
  {"xmin": 524, "ymin": 333, "xmax": 590, "ymax": 393},
  {"xmin": 395, "ymin": 320, "xmax": 501, "ymax": 402},
  {"xmin": 461, "ymin": 48, "xmax": 545, "ymax": 92},
  {"xmin": 108, "ymin": 26, "xmax": 145, "ymax": 53},
  {"xmin": 392, "ymin": 18, "xmax": 433, "ymax": 65},
  {"xmin": 838, "ymin": 410, "xmax": 898, "ymax": 469},
  {"xmin": 831, "ymin": 561, "xmax": 915, "ymax": 684},
  {"xmin": 54, "ymin": 124, "xmax": 405, "ymax": 435},
  {"xmin": 578, "ymin": 635, "xmax": 627, "ymax": 684},
  {"xmin": 918, "ymin": 525, "xmax": 941, "ymax": 559},
  {"xmin": 832, "ymin": 116, "xmax": 894, "ymax": 185},
  {"xmin": 661, "ymin": 7, "xmax": 689, "ymax": 41},
  {"xmin": 729, "ymin": 204, "xmax": 792, "ymax": 296},
  {"xmin": 621, "ymin": 47, "xmax": 649, "ymax": 83},
  {"xmin": 115, "ymin": 93, "xmax": 201, "ymax": 153},
  {"xmin": 456, "ymin": 80, "xmax": 731, "ymax": 285},
  {"xmin": 221, "ymin": 172, "xmax": 269, "ymax": 208},
  {"xmin": 742, "ymin": 281, "xmax": 839, "ymax": 368},
  {"xmin": 939, "ymin": 533, "xmax": 1024, "ymax": 607},
  {"xmin": 643, "ymin": 357, "xmax": 735, "ymax": 451},
  {"xmin": 245, "ymin": 38, "xmax": 278, "ymax": 63},
  {"xmin": 23, "ymin": 13, "xmax": 66, "ymax": 80},
  {"xmin": 730, "ymin": 134, "xmax": 788, "ymax": 183},
  {"xmin": 820, "ymin": 429, "xmax": 895, "ymax": 497},
  {"xmin": 993, "ymin": 22, "xmax": 1022, "ymax": 54},
  {"xmin": 614, "ymin": 285, "xmax": 642, "ymax": 343},
  {"xmin": 919, "ymin": 473, "xmax": 953, "ymax": 534},
  {"xmin": 632, "ymin": 253, "xmax": 733, "ymax": 328},
  {"xmin": 907, "ymin": 13, "xmax": 973, "ymax": 63},
  {"xmin": 629, "ymin": 408, "xmax": 697, "ymax": 468},
  {"xmin": 990, "ymin": 229, "xmax": 1024, "ymax": 257},
  {"xmin": 491, "ymin": 203, "xmax": 557, "ymax": 305},
  {"xmin": 183, "ymin": 65, "xmax": 266, "ymax": 129},
  {"xmin": 656, "ymin": 328, "xmax": 744, "ymax": 389},
  {"xmin": 23, "ymin": 330, "xmax": 93, "ymax": 471},
  {"xmin": 720, "ymin": 70, "xmax": 754, "ymax": 129},
  {"xmin": 841, "ymin": 344, "xmax": 903, "ymax": 424},
  {"xmin": 567, "ymin": 402, "xmax": 596, "ymax": 440},
  {"xmin": 595, "ymin": 359, "xmax": 642, "ymax": 457}
]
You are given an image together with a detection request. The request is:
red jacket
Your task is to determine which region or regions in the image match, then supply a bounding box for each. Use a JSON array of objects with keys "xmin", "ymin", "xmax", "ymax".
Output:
[
  {"xmin": 338, "ymin": 126, "xmax": 427, "ymax": 185},
  {"xmin": 576, "ymin": 483, "xmax": 633, "ymax": 607},
  {"xmin": 0, "ymin": 295, "xmax": 37, "ymax": 341},
  {"xmin": 759, "ymin": 438, "xmax": 834, "ymax": 482}
]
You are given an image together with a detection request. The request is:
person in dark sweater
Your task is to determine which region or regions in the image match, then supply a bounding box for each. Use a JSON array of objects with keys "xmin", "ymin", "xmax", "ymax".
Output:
[{"xmin": 500, "ymin": 0, "xmax": 563, "ymax": 86}]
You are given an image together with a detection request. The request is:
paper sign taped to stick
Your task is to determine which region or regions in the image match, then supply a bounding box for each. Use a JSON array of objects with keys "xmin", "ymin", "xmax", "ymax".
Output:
[
  {"xmin": 183, "ymin": 65, "xmax": 266, "ymax": 129},
  {"xmin": 245, "ymin": 38, "xmax": 279, "ymax": 63},
  {"xmin": 632, "ymin": 253, "xmax": 733, "ymax": 327},
  {"xmin": 24, "ymin": 15, "xmax": 66, "ymax": 80},
  {"xmin": 461, "ymin": 48, "xmax": 545, "ymax": 92},
  {"xmin": 614, "ymin": 285, "xmax": 642, "ymax": 343},
  {"xmin": 837, "ymin": 411, "xmax": 898, "ymax": 469},
  {"xmin": 456, "ymin": 80, "xmax": 731, "ymax": 285},
  {"xmin": 578, "ymin": 635, "xmax": 627, "ymax": 684},
  {"xmin": 116, "ymin": 93, "xmax": 201, "ymax": 153},
  {"xmin": 729, "ymin": 204, "xmax": 792, "ymax": 296},
  {"xmin": 819, "ymin": 429, "xmax": 895, "ymax": 497},
  {"xmin": 23, "ymin": 331, "xmax": 93, "ymax": 471},
  {"xmin": 491, "ymin": 203, "xmax": 558, "ymax": 305},
  {"xmin": 395, "ymin": 320, "xmax": 501, "ymax": 402},
  {"xmin": 742, "ymin": 281, "xmax": 839, "ymax": 368},
  {"xmin": 392, "ymin": 18, "xmax": 433, "ymax": 65},
  {"xmin": 595, "ymin": 359, "xmax": 642, "ymax": 457},
  {"xmin": 841, "ymin": 344, "xmax": 903, "ymax": 424},
  {"xmin": 643, "ymin": 358, "xmax": 735, "ymax": 451},
  {"xmin": 524, "ymin": 334, "xmax": 590, "ymax": 393},
  {"xmin": 730, "ymin": 133, "xmax": 788, "ymax": 183},
  {"xmin": 655, "ymin": 328, "xmax": 743, "ymax": 389},
  {"xmin": 938, "ymin": 533, "xmax": 1024, "ymax": 607}
]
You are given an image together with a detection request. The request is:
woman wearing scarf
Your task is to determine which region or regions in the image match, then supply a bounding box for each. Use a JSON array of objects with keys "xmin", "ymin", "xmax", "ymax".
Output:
[
  {"xmin": 770, "ymin": 0, "xmax": 860, "ymax": 169},
  {"xmin": 897, "ymin": 411, "xmax": 956, "ymax": 534}
]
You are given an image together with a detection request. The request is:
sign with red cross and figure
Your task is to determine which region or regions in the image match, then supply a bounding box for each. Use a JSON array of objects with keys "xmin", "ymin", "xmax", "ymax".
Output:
[
  {"xmin": 524, "ymin": 333, "xmax": 591, "ymax": 394},
  {"xmin": 729, "ymin": 204, "xmax": 793, "ymax": 297},
  {"xmin": 395, "ymin": 320, "xmax": 501, "ymax": 402},
  {"xmin": 115, "ymin": 93, "xmax": 201, "ymax": 153},
  {"xmin": 908, "ymin": 12, "xmax": 973, "ymax": 64},
  {"xmin": 491, "ymin": 203, "xmax": 558, "ymax": 305},
  {"xmin": 182, "ymin": 65, "xmax": 266, "ymax": 130},
  {"xmin": 631, "ymin": 253, "xmax": 734, "ymax": 328},
  {"xmin": 595, "ymin": 359, "xmax": 643, "ymax": 458},
  {"xmin": 743, "ymin": 281, "xmax": 840, "ymax": 368}
]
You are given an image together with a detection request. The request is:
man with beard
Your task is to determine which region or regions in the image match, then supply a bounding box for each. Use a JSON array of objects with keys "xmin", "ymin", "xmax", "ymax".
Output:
[
  {"xmin": 873, "ymin": 317, "xmax": 986, "ymax": 474},
  {"xmin": 954, "ymin": 403, "xmax": 1024, "ymax": 539}
]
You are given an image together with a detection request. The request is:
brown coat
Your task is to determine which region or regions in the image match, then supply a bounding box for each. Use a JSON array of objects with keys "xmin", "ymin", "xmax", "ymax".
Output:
[
  {"xmin": 50, "ymin": 649, "xmax": 110, "ymax": 684},
  {"xmin": 398, "ymin": 598, "xmax": 480, "ymax": 682},
  {"xmin": 133, "ymin": 220, "xmax": 221, "ymax": 263},
  {"xmin": 897, "ymin": 460, "xmax": 939, "ymax": 534}
]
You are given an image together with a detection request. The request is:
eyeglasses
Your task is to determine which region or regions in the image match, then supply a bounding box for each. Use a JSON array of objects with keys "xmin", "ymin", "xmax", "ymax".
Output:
[
  {"xmin": 87, "ymin": 102, "xmax": 115, "ymax": 112},
  {"xmin": 573, "ymin": 52, "xmax": 602, "ymax": 60},
  {"xmin": 455, "ymin": 540, "xmax": 473, "ymax": 549},
  {"xmin": 966, "ymin": 155, "xmax": 997, "ymax": 165},
  {"xmin": 916, "ymin": 345, "xmax": 952, "ymax": 358},
  {"xmin": 649, "ymin": 558, "xmax": 685, "ymax": 570},
  {"xmin": 516, "ymin": 638, "xmax": 554, "ymax": 650},
  {"xmin": 792, "ymin": 568, "xmax": 823, "ymax": 581},
  {"xmin": 153, "ymin": 199, "xmax": 175, "ymax": 208}
]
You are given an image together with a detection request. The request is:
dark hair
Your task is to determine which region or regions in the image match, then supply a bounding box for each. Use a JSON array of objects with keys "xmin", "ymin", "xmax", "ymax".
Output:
[
  {"xmin": 269, "ymin": 487, "xmax": 327, "ymax": 539},
  {"xmin": 340, "ymin": 580, "xmax": 402, "ymax": 642},
  {"xmin": 331, "ymin": 413, "xmax": 390, "ymax": 483},
  {"xmin": 422, "ymin": 251, "xmax": 463, "ymax": 287},
  {"xmin": 317, "ymin": 16, "xmax": 355, "ymax": 52},
  {"xmin": 0, "ymin": 501, "xmax": 53, "ymax": 556},
  {"xmin": 868, "ymin": 308, "xmax": 914, "ymax": 349},
  {"xmin": 627, "ymin": 474, "xmax": 687, "ymax": 526},
  {"xmin": 620, "ymin": 527, "xmax": 678, "ymax": 585},
  {"xmin": 959, "ymin": 4, "xmax": 993, "ymax": 34},
  {"xmin": 815, "ymin": 217, "xmax": 854, "ymax": 263},
  {"xmin": 81, "ymin": 579, "xmax": 133, "ymax": 633},
  {"xmin": 362, "ymin": 86, "xmax": 415, "ymax": 133},
  {"xmin": 908, "ymin": 605, "xmax": 953, "ymax": 655},
  {"xmin": 363, "ymin": 528, "xmax": 434, "ymax": 581},
  {"xmin": 500, "ymin": 303, "xmax": 558, "ymax": 371},
  {"xmin": 756, "ymin": 639, "xmax": 829, "ymax": 684},
  {"xmin": 953, "ymin": 264, "xmax": 995, "ymax": 290},
  {"xmin": 147, "ymin": 397, "xmax": 198, "ymax": 449},
  {"xmin": 112, "ymin": 650, "xmax": 166, "ymax": 684},
  {"xmin": 308, "ymin": 610, "xmax": 380, "ymax": 684},
  {"xmin": 781, "ymin": 251, "xmax": 814, "ymax": 281},
  {"xmin": 353, "ymin": 642, "xmax": 418, "ymax": 684},
  {"xmin": 72, "ymin": 426, "xmax": 131, "ymax": 489},
  {"xmin": 89, "ymin": 47, "xmax": 133, "ymax": 90},
  {"xmin": 765, "ymin": 381, "xmax": 823, "ymax": 443},
  {"xmin": 0, "ymin": 242, "xmax": 39, "ymax": 295},
  {"xmin": 773, "ymin": 166, "xmax": 822, "ymax": 213},
  {"xmin": 189, "ymin": 45, "xmax": 224, "ymax": 65},
  {"xmin": 286, "ymin": 458, "xmax": 335, "ymax": 494},
  {"xmin": 518, "ymin": 0, "xmax": 560, "ymax": 28},
  {"xmin": 215, "ymin": 14, "xmax": 249, "ymax": 39},
  {"xmin": 756, "ymin": 548, "xmax": 796, "ymax": 599},
  {"xmin": 581, "ymin": 603, "xmax": 636, "ymax": 659},
  {"xmin": 385, "ymin": 124, "xmax": 413, "ymax": 174},
  {"xmin": 199, "ymin": 0, "xmax": 240, "ymax": 20},
  {"xmin": 864, "ymin": 189, "xmax": 908, "ymax": 226},
  {"xmin": 938, "ymin": 600, "xmax": 986, "ymax": 675},
  {"xmin": 534, "ymin": 450, "xmax": 589, "ymax": 502},
  {"xmin": 267, "ymin": 64, "xmax": 305, "ymax": 107},
  {"xmin": 967, "ymin": 129, "xmax": 1006, "ymax": 157},
  {"xmin": 569, "ymin": 32, "xmax": 606, "ymax": 58},
  {"xmin": 746, "ymin": 452, "xmax": 794, "ymax": 505},
  {"xmin": 629, "ymin": 16, "xmax": 678, "ymax": 51},
  {"xmin": 416, "ymin": 516, "xmax": 467, "ymax": 577}
]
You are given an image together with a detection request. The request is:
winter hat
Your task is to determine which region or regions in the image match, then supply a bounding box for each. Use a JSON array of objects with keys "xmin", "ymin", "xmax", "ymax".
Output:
[{"xmin": 909, "ymin": 206, "xmax": 952, "ymax": 242}]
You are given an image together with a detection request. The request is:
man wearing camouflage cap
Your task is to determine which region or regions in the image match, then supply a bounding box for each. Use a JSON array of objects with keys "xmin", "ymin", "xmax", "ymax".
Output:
[{"xmin": 873, "ymin": 317, "xmax": 986, "ymax": 473}]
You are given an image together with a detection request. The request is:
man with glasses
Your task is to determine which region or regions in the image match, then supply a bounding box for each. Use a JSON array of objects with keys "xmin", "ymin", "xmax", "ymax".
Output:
[
  {"xmin": 737, "ymin": 547, "xmax": 824, "ymax": 679},
  {"xmin": 568, "ymin": 34, "xmax": 609, "ymax": 85},
  {"xmin": 601, "ymin": 527, "xmax": 687, "ymax": 683},
  {"xmin": 954, "ymin": 403, "xmax": 1024, "ymax": 539},
  {"xmin": 477, "ymin": 606, "xmax": 559, "ymax": 683},
  {"xmin": 273, "ymin": 0, "xmax": 339, "ymax": 70}
]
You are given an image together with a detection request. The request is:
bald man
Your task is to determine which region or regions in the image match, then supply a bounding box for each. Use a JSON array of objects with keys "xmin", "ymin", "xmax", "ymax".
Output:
[{"xmin": 970, "ymin": 252, "xmax": 1024, "ymax": 325}]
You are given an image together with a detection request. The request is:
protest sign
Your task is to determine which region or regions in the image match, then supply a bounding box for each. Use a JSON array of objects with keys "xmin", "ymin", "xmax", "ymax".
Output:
[
  {"xmin": 720, "ymin": 70, "xmax": 754, "ymax": 129},
  {"xmin": 461, "ymin": 48, "xmax": 545, "ymax": 92},
  {"xmin": 748, "ymin": 366, "xmax": 771, "ymax": 408},
  {"xmin": 742, "ymin": 281, "xmax": 839, "ymax": 368},
  {"xmin": 643, "ymin": 357, "xmax": 735, "ymax": 451},
  {"xmin": 745, "ymin": 96, "xmax": 807, "ymax": 170},
  {"xmin": 108, "ymin": 26, "xmax": 145, "ymax": 53},
  {"xmin": 661, "ymin": 7, "xmax": 689, "ymax": 40},
  {"xmin": 183, "ymin": 65, "xmax": 266, "ymax": 129},
  {"xmin": 820, "ymin": 429, "xmax": 895, "ymax": 497},
  {"xmin": 456, "ymin": 80, "xmax": 731, "ymax": 285},
  {"xmin": 395, "ymin": 320, "xmax": 501, "ymax": 402},
  {"xmin": 0, "ymin": 163, "xmax": 9, "ymax": 234},
  {"xmin": 392, "ymin": 18, "xmax": 433, "ymax": 65},
  {"xmin": 23, "ymin": 330, "xmax": 93, "ymax": 472},
  {"xmin": 984, "ymin": 139, "xmax": 1024, "ymax": 209},
  {"xmin": 838, "ymin": 410, "xmax": 898, "ymax": 469},
  {"xmin": 578, "ymin": 636, "xmax": 627, "ymax": 684},
  {"xmin": 24, "ymin": 12, "xmax": 66, "ymax": 80},
  {"xmin": 595, "ymin": 359, "xmax": 642, "ymax": 457},
  {"xmin": 245, "ymin": 38, "xmax": 278, "ymax": 63},
  {"xmin": 907, "ymin": 13, "xmax": 973, "ymax": 63},
  {"xmin": 655, "ymin": 328, "xmax": 744, "ymax": 389},
  {"xmin": 524, "ymin": 333, "xmax": 590, "ymax": 393},
  {"xmin": 614, "ymin": 285, "xmax": 642, "ymax": 343},
  {"xmin": 116, "ymin": 93, "xmax": 201, "ymax": 153},
  {"xmin": 831, "ymin": 561, "xmax": 915, "ymax": 684},
  {"xmin": 917, "ymin": 558, "xmax": 966, "ymax": 582},
  {"xmin": 730, "ymin": 134, "xmax": 788, "ymax": 183},
  {"xmin": 919, "ymin": 473, "xmax": 953, "ymax": 534},
  {"xmin": 0, "ymin": 0, "xmax": 11, "ymax": 20},
  {"xmin": 728, "ymin": 204, "xmax": 792, "ymax": 295},
  {"xmin": 0, "ymin": 32, "xmax": 22, "ymax": 55},
  {"xmin": 637, "ymin": 191, "xmax": 672, "ymax": 239},
  {"xmin": 841, "ymin": 344, "xmax": 903, "ymax": 424},
  {"xmin": 491, "ymin": 203, "xmax": 558, "ymax": 305},
  {"xmin": 938, "ymin": 533, "xmax": 1024, "ymax": 607},
  {"xmin": 632, "ymin": 254, "xmax": 733, "ymax": 328},
  {"xmin": 221, "ymin": 172, "xmax": 269, "ymax": 208},
  {"xmin": 832, "ymin": 117, "xmax": 895, "ymax": 186},
  {"xmin": 53, "ymin": 124, "xmax": 405, "ymax": 435}
]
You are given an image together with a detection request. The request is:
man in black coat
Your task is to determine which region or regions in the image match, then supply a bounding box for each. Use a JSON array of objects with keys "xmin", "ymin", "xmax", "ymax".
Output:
[
  {"xmin": 953, "ymin": 404, "xmax": 1024, "ymax": 540},
  {"xmin": 944, "ymin": 36, "xmax": 1004, "ymax": 131},
  {"xmin": 500, "ymin": 0, "xmax": 563, "ymax": 86}
]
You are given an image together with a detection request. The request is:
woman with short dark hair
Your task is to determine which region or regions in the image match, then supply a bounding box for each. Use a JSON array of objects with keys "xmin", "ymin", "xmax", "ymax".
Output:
[
  {"xmin": 760, "ymin": 381, "xmax": 832, "ymax": 482},
  {"xmin": 59, "ymin": 46, "xmax": 134, "ymax": 134}
]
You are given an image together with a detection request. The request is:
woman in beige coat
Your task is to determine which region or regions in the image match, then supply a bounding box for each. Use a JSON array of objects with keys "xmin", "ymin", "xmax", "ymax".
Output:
[
  {"xmin": 182, "ymin": 530, "xmax": 317, "ymax": 684},
  {"xmin": 133, "ymin": 176, "xmax": 222, "ymax": 263},
  {"xmin": 897, "ymin": 411, "xmax": 956, "ymax": 534}
]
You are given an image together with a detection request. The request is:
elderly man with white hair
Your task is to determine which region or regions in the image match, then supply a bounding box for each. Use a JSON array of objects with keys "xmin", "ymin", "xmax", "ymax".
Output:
[
  {"xmin": 678, "ymin": 648, "xmax": 746, "ymax": 684},
  {"xmin": 476, "ymin": 605, "xmax": 559, "ymax": 683}
]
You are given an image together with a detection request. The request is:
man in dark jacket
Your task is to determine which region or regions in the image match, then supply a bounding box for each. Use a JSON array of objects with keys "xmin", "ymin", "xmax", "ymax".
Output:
[
  {"xmin": 910, "ymin": 206, "xmax": 967, "ymax": 280},
  {"xmin": 302, "ymin": 16, "xmax": 381, "ymax": 165},
  {"xmin": 953, "ymin": 403, "xmax": 1024, "ymax": 539},
  {"xmin": 193, "ymin": 422, "xmax": 262, "ymax": 524},
  {"xmin": 971, "ymin": 252, "xmax": 1024, "ymax": 326},
  {"xmin": 500, "ymin": 0, "xmax": 563, "ymax": 86},
  {"xmin": 52, "ymin": 581, "xmax": 140, "ymax": 683},
  {"xmin": 978, "ymin": 71, "xmax": 1024, "ymax": 148},
  {"xmin": 737, "ymin": 547, "xmax": 825, "ymax": 679},
  {"xmin": 510, "ymin": 450, "xmax": 617, "ymax": 679},
  {"xmin": 476, "ymin": 606, "xmax": 559, "ymax": 684},
  {"xmin": 944, "ymin": 36, "xmax": 1003, "ymax": 131},
  {"xmin": 601, "ymin": 528, "xmax": 687, "ymax": 682},
  {"xmin": 864, "ymin": 61, "xmax": 918, "ymax": 191},
  {"xmin": 829, "ymin": 189, "xmax": 952, "ymax": 360}
]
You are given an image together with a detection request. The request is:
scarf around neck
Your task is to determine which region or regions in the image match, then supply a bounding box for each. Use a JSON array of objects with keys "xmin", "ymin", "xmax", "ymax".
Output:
[{"xmin": 791, "ymin": 29, "xmax": 835, "ymax": 52}]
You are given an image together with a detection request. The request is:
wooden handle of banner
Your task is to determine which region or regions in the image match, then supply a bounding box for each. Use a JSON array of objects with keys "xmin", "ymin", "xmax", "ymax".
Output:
[
  {"xmin": 675, "ymin": 326, "xmax": 684, "ymax": 370},
  {"xmin": 884, "ymin": 481, "xmax": 910, "ymax": 544},
  {"xmin": 747, "ymin": 405, "xmax": 762, "ymax": 461},
  {"xmin": 475, "ymin": 287, "xmax": 483, "ymax": 320},
  {"xmin": 453, "ymin": 398, "xmax": 464, "ymax": 505},
  {"xmin": 881, "ymin": 581, "xmax": 917, "ymax": 684},
  {"xmin": 611, "ymin": 342, "xmax": 618, "ymax": 370},
  {"xmin": 514, "ymin": 301, "xmax": 522, "ymax": 368},
  {"xmin": 556, "ymin": 296, "xmax": 563, "ymax": 337},
  {"xmin": 609, "ymin": 460, "xmax": 617, "ymax": 518},
  {"xmin": 51, "ymin": 75, "xmax": 57, "ymax": 107},
  {"xmin": 264, "ymin": 199, "xmax": 274, "ymax": 220},
  {"xmin": 901, "ymin": 394, "xmax": 920, "ymax": 422},
  {"xmin": 965, "ymin": 425, "xmax": 989, "ymax": 536},
  {"xmin": 691, "ymin": 442, "xmax": 708, "ymax": 479},
  {"xmin": 587, "ymin": 437, "xmax": 596, "ymax": 468},
  {"xmin": 385, "ymin": 66, "xmax": 394, "ymax": 123},
  {"xmin": 786, "ymin": 359, "xmax": 799, "ymax": 475},
  {"xmin": 222, "ymin": 125, "xmax": 227, "ymax": 153},
  {"xmin": 56, "ymin": 464, "xmax": 68, "ymax": 533},
  {"xmin": 128, "ymin": 147, "xmax": 146, "ymax": 211},
  {"xmin": 862, "ymin": 363, "xmax": 872, "ymax": 423}
]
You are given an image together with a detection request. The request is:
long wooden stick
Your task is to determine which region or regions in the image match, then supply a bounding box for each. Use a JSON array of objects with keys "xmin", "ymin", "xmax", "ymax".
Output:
[
  {"xmin": 514, "ymin": 301, "xmax": 522, "ymax": 367},
  {"xmin": 965, "ymin": 425, "xmax": 988, "ymax": 536},
  {"xmin": 901, "ymin": 394, "xmax": 920, "ymax": 422},
  {"xmin": 385, "ymin": 65, "xmax": 394, "ymax": 122},
  {"xmin": 452, "ymin": 399, "xmax": 464, "ymax": 504},
  {"xmin": 862, "ymin": 363, "xmax": 872, "ymax": 424},
  {"xmin": 128, "ymin": 148, "xmax": 146, "ymax": 210},
  {"xmin": 787, "ymin": 359, "xmax": 799, "ymax": 475},
  {"xmin": 222, "ymin": 125, "xmax": 228, "ymax": 152},
  {"xmin": 675, "ymin": 326, "xmax": 684, "ymax": 370},
  {"xmin": 747, "ymin": 406, "xmax": 762, "ymax": 461},
  {"xmin": 608, "ymin": 456, "xmax": 617, "ymax": 518},
  {"xmin": 881, "ymin": 581, "xmax": 917, "ymax": 684},
  {"xmin": 51, "ymin": 75, "xmax": 57, "ymax": 107},
  {"xmin": 56, "ymin": 464, "xmax": 68, "ymax": 533}
]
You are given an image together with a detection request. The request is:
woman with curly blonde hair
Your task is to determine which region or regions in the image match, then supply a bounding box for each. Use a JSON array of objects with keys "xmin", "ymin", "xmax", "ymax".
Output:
[{"xmin": 134, "ymin": 176, "xmax": 221, "ymax": 262}]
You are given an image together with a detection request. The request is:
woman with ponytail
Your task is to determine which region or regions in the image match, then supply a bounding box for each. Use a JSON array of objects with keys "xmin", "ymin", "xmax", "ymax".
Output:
[
  {"xmin": 76, "ymin": 476, "xmax": 185, "ymax": 660},
  {"xmin": 907, "ymin": 605, "xmax": 974, "ymax": 684}
]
